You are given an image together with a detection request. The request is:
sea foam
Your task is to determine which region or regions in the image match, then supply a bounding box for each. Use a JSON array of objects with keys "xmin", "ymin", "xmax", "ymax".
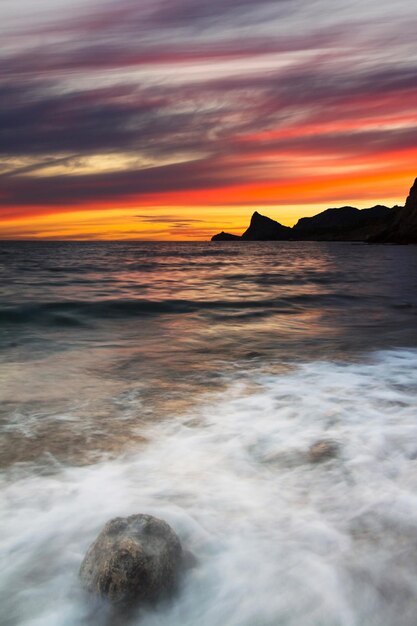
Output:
[{"xmin": 1, "ymin": 349, "xmax": 417, "ymax": 626}]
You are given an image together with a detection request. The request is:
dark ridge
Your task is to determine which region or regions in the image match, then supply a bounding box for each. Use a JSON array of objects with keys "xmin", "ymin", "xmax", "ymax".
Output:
[
  {"xmin": 294, "ymin": 205, "xmax": 393, "ymax": 239},
  {"xmin": 370, "ymin": 179, "xmax": 417, "ymax": 244},
  {"xmin": 210, "ymin": 178, "xmax": 417, "ymax": 243},
  {"xmin": 294, "ymin": 206, "xmax": 361, "ymax": 233}
]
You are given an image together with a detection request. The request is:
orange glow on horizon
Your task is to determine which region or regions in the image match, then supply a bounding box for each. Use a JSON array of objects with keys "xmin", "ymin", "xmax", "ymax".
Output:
[{"xmin": 0, "ymin": 161, "xmax": 414, "ymax": 241}]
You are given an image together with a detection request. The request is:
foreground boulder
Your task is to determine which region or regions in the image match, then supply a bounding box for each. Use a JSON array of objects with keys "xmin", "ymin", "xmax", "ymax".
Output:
[{"xmin": 79, "ymin": 514, "xmax": 183, "ymax": 608}]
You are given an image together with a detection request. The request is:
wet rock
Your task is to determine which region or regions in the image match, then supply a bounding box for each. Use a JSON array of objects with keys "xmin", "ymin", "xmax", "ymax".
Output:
[
  {"xmin": 182, "ymin": 549, "xmax": 198, "ymax": 569},
  {"xmin": 308, "ymin": 439, "xmax": 339, "ymax": 463},
  {"xmin": 244, "ymin": 351, "xmax": 261, "ymax": 359},
  {"xmin": 79, "ymin": 514, "xmax": 183, "ymax": 608}
]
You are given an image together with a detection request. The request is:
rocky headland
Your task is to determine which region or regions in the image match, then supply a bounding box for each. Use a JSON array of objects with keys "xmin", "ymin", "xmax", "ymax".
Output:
[
  {"xmin": 369, "ymin": 178, "xmax": 417, "ymax": 244},
  {"xmin": 211, "ymin": 178, "xmax": 417, "ymax": 244}
]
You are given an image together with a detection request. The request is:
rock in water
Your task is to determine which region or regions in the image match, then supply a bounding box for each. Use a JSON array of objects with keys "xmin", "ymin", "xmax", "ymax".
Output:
[
  {"xmin": 308, "ymin": 440, "xmax": 339, "ymax": 463},
  {"xmin": 79, "ymin": 514, "xmax": 183, "ymax": 607}
]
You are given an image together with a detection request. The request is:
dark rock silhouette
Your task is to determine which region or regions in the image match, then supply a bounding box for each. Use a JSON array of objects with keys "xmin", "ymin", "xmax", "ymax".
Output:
[
  {"xmin": 295, "ymin": 206, "xmax": 359, "ymax": 234},
  {"xmin": 211, "ymin": 206, "xmax": 393, "ymax": 242},
  {"xmin": 210, "ymin": 179, "xmax": 417, "ymax": 243},
  {"xmin": 241, "ymin": 211, "xmax": 292, "ymax": 241},
  {"xmin": 79, "ymin": 514, "xmax": 183, "ymax": 608},
  {"xmin": 370, "ymin": 179, "xmax": 417, "ymax": 244},
  {"xmin": 294, "ymin": 205, "xmax": 392, "ymax": 240},
  {"xmin": 211, "ymin": 231, "xmax": 241, "ymax": 241}
]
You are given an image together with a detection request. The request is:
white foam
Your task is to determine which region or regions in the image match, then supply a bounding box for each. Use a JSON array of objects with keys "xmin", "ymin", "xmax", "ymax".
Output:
[{"xmin": 1, "ymin": 349, "xmax": 417, "ymax": 625}]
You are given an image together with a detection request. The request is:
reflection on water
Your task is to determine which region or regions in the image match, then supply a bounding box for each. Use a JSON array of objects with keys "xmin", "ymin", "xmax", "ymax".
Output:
[
  {"xmin": 1, "ymin": 241, "xmax": 417, "ymax": 625},
  {"xmin": 1, "ymin": 241, "xmax": 416, "ymax": 465}
]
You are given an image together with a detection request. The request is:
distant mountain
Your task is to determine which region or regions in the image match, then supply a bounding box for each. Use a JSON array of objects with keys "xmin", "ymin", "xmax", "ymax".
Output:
[
  {"xmin": 370, "ymin": 179, "xmax": 417, "ymax": 244},
  {"xmin": 210, "ymin": 180, "xmax": 417, "ymax": 243},
  {"xmin": 241, "ymin": 211, "xmax": 292, "ymax": 241}
]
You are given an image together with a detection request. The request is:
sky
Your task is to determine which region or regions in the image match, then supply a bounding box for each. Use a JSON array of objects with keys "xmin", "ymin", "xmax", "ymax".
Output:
[{"xmin": 0, "ymin": 0, "xmax": 416, "ymax": 240}]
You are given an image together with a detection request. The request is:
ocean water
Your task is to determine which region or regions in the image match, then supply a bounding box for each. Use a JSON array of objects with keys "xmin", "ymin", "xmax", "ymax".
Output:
[{"xmin": 1, "ymin": 240, "xmax": 417, "ymax": 626}]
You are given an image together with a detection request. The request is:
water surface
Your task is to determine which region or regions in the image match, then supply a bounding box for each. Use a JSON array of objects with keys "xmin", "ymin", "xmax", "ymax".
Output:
[{"xmin": 1, "ymin": 241, "xmax": 417, "ymax": 625}]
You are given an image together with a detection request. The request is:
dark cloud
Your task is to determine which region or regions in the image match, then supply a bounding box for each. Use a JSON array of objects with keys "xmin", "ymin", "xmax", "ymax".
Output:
[
  {"xmin": 147, "ymin": 0, "xmax": 292, "ymax": 29},
  {"xmin": 2, "ymin": 119, "xmax": 417, "ymax": 211},
  {"xmin": 135, "ymin": 215, "xmax": 206, "ymax": 223},
  {"xmin": 0, "ymin": 81, "xmax": 174, "ymax": 157},
  {"xmin": 1, "ymin": 61, "xmax": 416, "ymax": 162},
  {"xmin": 0, "ymin": 157, "xmax": 249, "ymax": 210},
  {"xmin": 0, "ymin": 32, "xmax": 342, "ymax": 77},
  {"xmin": 37, "ymin": 0, "xmax": 294, "ymax": 38}
]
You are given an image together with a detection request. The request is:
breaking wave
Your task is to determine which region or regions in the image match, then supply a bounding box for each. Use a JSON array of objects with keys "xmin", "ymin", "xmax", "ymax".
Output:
[{"xmin": 1, "ymin": 349, "xmax": 417, "ymax": 626}]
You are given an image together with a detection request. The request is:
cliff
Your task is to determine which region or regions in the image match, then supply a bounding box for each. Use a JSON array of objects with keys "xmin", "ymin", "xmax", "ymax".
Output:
[
  {"xmin": 241, "ymin": 211, "xmax": 292, "ymax": 241},
  {"xmin": 370, "ymin": 179, "xmax": 417, "ymax": 244},
  {"xmin": 210, "ymin": 178, "xmax": 417, "ymax": 243},
  {"xmin": 211, "ymin": 206, "xmax": 394, "ymax": 243},
  {"xmin": 294, "ymin": 205, "xmax": 393, "ymax": 241}
]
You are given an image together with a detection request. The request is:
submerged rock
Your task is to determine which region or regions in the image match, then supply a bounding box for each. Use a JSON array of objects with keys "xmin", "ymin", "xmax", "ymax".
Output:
[
  {"xmin": 308, "ymin": 439, "xmax": 339, "ymax": 463},
  {"xmin": 79, "ymin": 514, "xmax": 183, "ymax": 608}
]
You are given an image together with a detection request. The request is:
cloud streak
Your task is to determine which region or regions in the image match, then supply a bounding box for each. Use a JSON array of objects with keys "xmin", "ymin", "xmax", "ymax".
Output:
[{"xmin": 0, "ymin": 0, "xmax": 416, "ymax": 237}]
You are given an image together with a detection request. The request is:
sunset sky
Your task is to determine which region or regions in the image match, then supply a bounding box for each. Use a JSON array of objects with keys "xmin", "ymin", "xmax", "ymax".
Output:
[{"xmin": 1, "ymin": 0, "xmax": 416, "ymax": 240}]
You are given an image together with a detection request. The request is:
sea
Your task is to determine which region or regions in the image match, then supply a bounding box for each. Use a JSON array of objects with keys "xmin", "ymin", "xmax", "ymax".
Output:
[{"xmin": 1, "ymin": 240, "xmax": 417, "ymax": 626}]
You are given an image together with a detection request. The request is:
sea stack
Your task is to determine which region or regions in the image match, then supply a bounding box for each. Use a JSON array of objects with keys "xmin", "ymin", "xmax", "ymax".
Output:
[{"xmin": 241, "ymin": 211, "xmax": 292, "ymax": 241}]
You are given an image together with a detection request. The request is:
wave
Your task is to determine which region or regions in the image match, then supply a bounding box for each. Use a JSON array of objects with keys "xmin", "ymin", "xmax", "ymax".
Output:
[
  {"xmin": 0, "ymin": 297, "xmax": 305, "ymax": 326},
  {"xmin": 0, "ymin": 292, "xmax": 382, "ymax": 327},
  {"xmin": 1, "ymin": 349, "xmax": 417, "ymax": 625}
]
